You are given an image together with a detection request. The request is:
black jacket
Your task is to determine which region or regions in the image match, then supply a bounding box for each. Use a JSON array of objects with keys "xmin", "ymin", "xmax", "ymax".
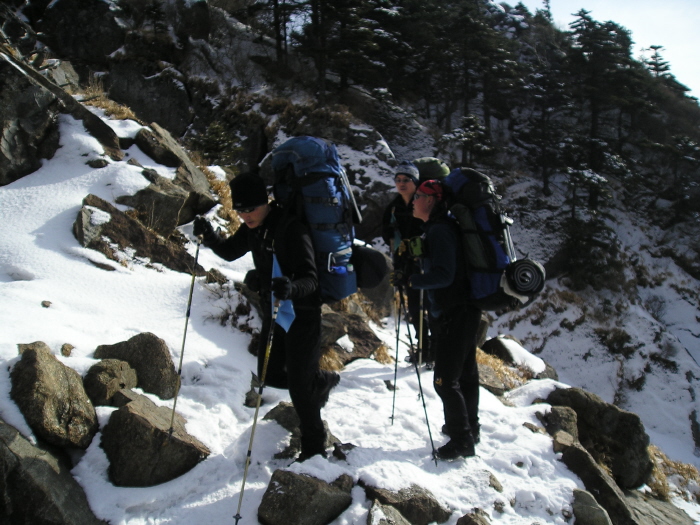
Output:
[
  {"xmin": 381, "ymin": 195, "xmax": 424, "ymax": 250},
  {"xmin": 408, "ymin": 215, "xmax": 468, "ymax": 317},
  {"xmin": 205, "ymin": 202, "xmax": 321, "ymax": 316}
]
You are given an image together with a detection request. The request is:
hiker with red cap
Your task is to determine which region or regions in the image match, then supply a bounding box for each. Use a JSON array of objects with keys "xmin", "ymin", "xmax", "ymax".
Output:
[{"xmin": 395, "ymin": 178, "xmax": 482, "ymax": 460}]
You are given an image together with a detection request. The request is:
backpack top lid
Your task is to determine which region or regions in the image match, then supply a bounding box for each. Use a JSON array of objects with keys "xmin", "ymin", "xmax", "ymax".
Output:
[
  {"xmin": 413, "ymin": 157, "xmax": 450, "ymax": 181},
  {"xmin": 271, "ymin": 136, "xmax": 343, "ymax": 177}
]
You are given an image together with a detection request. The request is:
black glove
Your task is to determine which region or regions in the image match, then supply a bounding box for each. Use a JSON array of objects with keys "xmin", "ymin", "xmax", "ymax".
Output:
[
  {"xmin": 193, "ymin": 216, "xmax": 216, "ymax": 244},
  {"xmin": 271, "ymin": 276, "xmax": 293, "ymax": 300},
  {"xmin": 390, "ymin": 270, "xmax": 408, "ymax": 288}
]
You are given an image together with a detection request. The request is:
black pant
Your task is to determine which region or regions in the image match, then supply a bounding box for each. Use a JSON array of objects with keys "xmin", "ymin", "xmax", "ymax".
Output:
[
  {"xmin": 258, "ymin": 310, "xmax": 326, "ymax": 454},
  {"xmin": 432, "ymin": 304, "xmax": 482, "ymax": 442}
]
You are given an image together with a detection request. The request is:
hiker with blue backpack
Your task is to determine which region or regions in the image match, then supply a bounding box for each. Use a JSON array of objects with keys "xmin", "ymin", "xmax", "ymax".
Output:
[
  {"xmin": 393, "ymin": 178, "xmax": 482, "ymax": 460},
  {"xmin": 193, "ymin": 173, "xmax": 339, "ymax": 461},
  {"xmin": 381, "ymin": 161, "xmax": 431, "ymax": 365}
]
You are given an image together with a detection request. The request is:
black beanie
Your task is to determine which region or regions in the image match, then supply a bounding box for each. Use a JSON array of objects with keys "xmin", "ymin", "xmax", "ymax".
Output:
[{"xmin": 229, "ymin": 173, "xmax": 268, "ymax": 210}]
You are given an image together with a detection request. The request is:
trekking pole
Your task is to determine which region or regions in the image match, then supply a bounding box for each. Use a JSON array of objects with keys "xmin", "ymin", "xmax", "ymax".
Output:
[
  {"xmin": 390, "ymin": 283, "xmax": 401, "ymax": 424},
  {"xmin": 400, "ymin": 291, "xmax": 438, "ymax": 466},
  {"xmin": 167, "ymin": 235, "xmax": 202, "ymax": 440},
  {"xmin": 234, "ymin": 300, "xmax": 280, "ymax": 525}
]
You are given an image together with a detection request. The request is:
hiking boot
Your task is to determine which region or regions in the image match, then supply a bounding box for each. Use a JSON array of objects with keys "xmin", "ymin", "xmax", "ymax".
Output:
[
  {"xmin": 436, "ymin": 437, "xmax": 475, "ymax": 460},
  {"xmin": 441, "ymin": 425, "xmax": 480, "ymax": 443},
  {"xmin": 317, "ymin": 371, "xmax": 340, "ymax": 408}
]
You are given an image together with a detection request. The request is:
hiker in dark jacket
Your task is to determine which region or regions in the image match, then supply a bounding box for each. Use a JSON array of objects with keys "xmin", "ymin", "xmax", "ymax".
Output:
[
  {"xmin": 193, "ymin": 173, "xmax": 339, "ymax": 461},
  {"xmin": 401, "ymin": 179, "xmax": 482, "ymax": 460},
  {"xmin": 381, "ymin": 161, "xmax": 429, "ymax": 362}
]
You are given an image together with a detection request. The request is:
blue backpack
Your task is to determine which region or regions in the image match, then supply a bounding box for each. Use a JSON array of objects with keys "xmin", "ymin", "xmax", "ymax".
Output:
[
  {"xmin": 443, "ymin": 167, "xmax": 545, "ymax": 310},
  {"xmin": 270, "ymin": 136, "xmax": 362, "ymax": 303}
]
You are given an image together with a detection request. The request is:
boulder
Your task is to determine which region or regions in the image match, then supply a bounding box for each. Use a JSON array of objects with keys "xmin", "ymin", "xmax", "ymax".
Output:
[
  {"xmin": 258, "ymin": 469, "xmax": 353, "ymax": 525},
  {"xmin": 37, "ymin": 0, "xmax": 125, "ymax": 67},
  {"xmin": 134, "ymin": 123, "xmax": 216, "ymax": 215},
  {"xmin": 263, "ymin": 401, "xmax": 340, "ymax": 460},
  {"xmin": 322, "ymin": 312, "xmax": 384, "ymax": 366},
  {"xmin": 362, "ymin": 483, "xmax": 451, "ymax": 525},
  {"xmin": 557, "ymin": 436, "xmax": 637, "ymax": 525},
  {"xmin": 456, "ymin": 509, "xmax": 492, "ymax": 525},
  {"xmin": 94, "ymin": 332, "xmax": 179, "ymax": 400},
  {"xmin": 10, "ymin": 342, "xmax": 98, "ymax": 449},
  {"xmin": 0, "ymin": 417, "xmax": 106, "ymax": 524},
  {"xmin": 0, "ymin": 53, "xmax": 60, "ymax": 185},
  {"xmin": 83, "ymin": 359, "xmax": 138, "ymax": 407},
  {"xmin": 547, "ymin": 387, "xmax": 653, "ymax": 489},
  {"xmin": 73, "ymin": 193, "xmax": 206, "ymax": 275},
  {"xmin": 537, "ymin": 405, "xmax": 579, "ymax": 441},
  {"xmin": 367, "ymin": 499, "xmax": 412, "ymax": 525},
  {"xmin": 481, "ymin": 335, "xmax": 558, "ymax": 380},
  {"xmin": 573, "ymin": 489, "xmax": 613, "ymax": 525},
  {"xmin": 100, "ymin": 394, "xmax": 210, "ymax": 487},
  {"xmin": 624, "ymin": 489, "xmax": 695, "ymax": 525},
  {"xmin": 116, "ymin": 168, "xmax": 193, "ymax": 237}
]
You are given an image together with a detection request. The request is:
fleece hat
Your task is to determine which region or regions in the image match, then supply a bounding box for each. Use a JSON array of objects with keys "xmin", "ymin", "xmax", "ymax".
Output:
[
  {"xmin": 395, "ymin": 160, "xmax": 420, "ymax": 185},
  {"xmin": 416, "ymin": 179, "xmax": 444, "ymax": 201},
  {"xmin": 229, "ymin": 173, "xmax": 268, "ymax": 210}
]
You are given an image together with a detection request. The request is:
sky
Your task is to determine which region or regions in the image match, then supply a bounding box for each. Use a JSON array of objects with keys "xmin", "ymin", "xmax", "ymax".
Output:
[
  {"xmin": 1, "ymin": 110, "xmax": 700, "ymax": 524},
  {"xmin": 517, "ymin": 0, "xmax": 700, "ymax": 98}
]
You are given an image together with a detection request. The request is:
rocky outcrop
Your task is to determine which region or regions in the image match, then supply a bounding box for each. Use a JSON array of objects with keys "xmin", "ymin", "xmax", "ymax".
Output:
[
  {"xmin": 547, "ymin": 387, "xmax": 653, "ymax": 489},
  {"xmin": 0, "ymin": 417, "xmax": 106, "ymax": 524},
  {"xmin": 73, "ymin": 193, "xmax": 206, "ymax": 275},
  {"xmin": 93, "ymin": 332, "xmax": 179, "ymax": 400},
  {"xmin": 100, "ymin": 393, "xmax": 210, "ymax": 487},
  {"xmin": 10, "ymin": 341, "xmax": 98, "ymax": 449}
]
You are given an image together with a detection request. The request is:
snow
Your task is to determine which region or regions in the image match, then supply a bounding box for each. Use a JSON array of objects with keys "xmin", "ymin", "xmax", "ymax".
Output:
[{"xmin": 1, "ymin": 112, "xmax": 700, "ymax": 524}]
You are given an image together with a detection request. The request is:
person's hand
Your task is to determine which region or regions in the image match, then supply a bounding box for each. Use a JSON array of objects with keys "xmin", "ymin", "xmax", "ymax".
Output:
[
  {"xmin": 397, "ymin": 239, "xmax": 408, "ymax": 257},
  {"xmin": 193, "ymin": 216, "xmax": 214, "ymax": 239},
  {"xmin": 271, "ymin": 276, "xmax": 293, "ymax": 300},
  {"xmin": 390, "ymin": 270, "xmax": 408, "ymax": 288}
]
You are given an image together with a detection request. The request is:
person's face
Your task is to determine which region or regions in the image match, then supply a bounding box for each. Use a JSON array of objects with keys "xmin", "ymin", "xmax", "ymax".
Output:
[
  {"xmin": 237, "ymin": 203, "xmax": 270, "ymax": 229},
  {"xmin": 412, "ymin": 191, "xmax": 435, "ymax": 222},
  {"xmin": 395, "ymin": 175, "xmax": 416, "ymax": 200}
]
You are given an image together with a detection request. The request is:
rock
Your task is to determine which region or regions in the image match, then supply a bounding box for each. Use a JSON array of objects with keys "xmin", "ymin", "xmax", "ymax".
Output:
[
  {"xmin": 83, "ymin": 359, "xmax": 139, "ymax": 407},
  {"xmin": 538, "ymin": 405, "xmax": 579, "ymax": 441},
  {"xmin": 10, "ymin": 342, "xmax": 98, "ymax": 449},
  {"xmin": 573, "ymin": 489, "xmax": 613, "ymax": 525},
  {"xmin": 624, "ymin": 489, "xmax": 695, "ymax": 525},
  {"xmin": 558, "ymin": 440, "xmax": 638, "ymax": 525},
  {"xmin": 0, "ymin": 417, "xmax": 106, "ymax": 524},
  {"xmin": 362, "ymin": 483, "xmax": 451, "ymax": 525},
  {"xmin": 258, "ymin": 470, "xmax": 353, "ymax": 525},
  {"xmin": 73, "ymin": 193, "xmax": 206, "ymax": 275},
  {"xmin": 0, "ymin": 52, "xmax": 60, "ymax": 185},
  {"xmin": 547, "ymin": 387, "xmax": 653, "ymax": 489},
  {"xmin": 100, "ymin": 394, "xmax": 210, "ymax": 487},
  {"xmin": 481, "ymin": 335, "xmax": 557, "ymax": 380},
  {"xmin": 263, "ymin": 401, "xmax": 339, "ymax": 460},
  {"xmin": 367, "ymin": 499, "xmax": 412, "ymax": 525},
  {"xmin": 94, "ymin": 332, "xmax": 179, "ymax": 400},
  {"xmin": 456, "ymin": 508, "xmax": 492, "ymax": 525},
  {"xmin": 116, "ymin": 169, "xmax": 192, "ymax": 237},
  {"xmin": 322, "ymin": 312, "xmax": 384, "ymax": 366},
  {"xmin": 477, "ymin": 361, "xmax": 509, "ymax": 396}
]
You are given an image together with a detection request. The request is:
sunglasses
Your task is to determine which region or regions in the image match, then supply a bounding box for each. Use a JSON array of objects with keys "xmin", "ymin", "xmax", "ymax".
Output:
[
  {"xmin": 413, "ymin": 193, "xmax": 433, "ymax": 200},
  {"xmin": 235, "ymin": 206, "xmax": 258, "ymax": 214}
]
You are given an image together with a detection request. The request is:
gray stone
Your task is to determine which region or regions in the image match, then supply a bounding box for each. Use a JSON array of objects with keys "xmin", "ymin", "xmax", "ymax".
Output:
[
  {"xmin": 73, "ymin": 194, "xmax": 206, "ymax": 275},
  {"xmin": 573, "ymin": 489, "xmax": 613, "ymax": 525},
  {"xmin": 10, "ymin": 342, "xmax": 98, "ymax": 449},
  {"xmin": 367, "ymin": 499, "xmax": 412, "ymax": 525},
  {"xmin": 547, "ymin": 387, "xmax": 653, "ymax": 489},
  {"xmin": 258, "ymin": 470, "xmax": 353, "ymax": 525},
  {"xmin": 0, "ymin": 417, "xmax": 106, "ymax": 524},
  {"xmin": 94, "ymin": 332, "xmax": 179, "ymax": 400},
  {"xmin": 538, "ymin": 405, "xmax": 579, "ymax": 441},
  {"xmin": 456, "ymin": 508, "xmax": 492, "ymax": 525},
  {"xmin": 263, "ymin": 401, "xmax": 339, "ymax": 460},
  {"xmin": 83, "ymin": 359, "xmax": 138, "ymax": 407},
  {"xmin": 100, "ymin": 394, "xmax": 210, "ymax": 487},
  {"xmin": 625, "ymin": 489, "xmax": 695, "ymax": 525},
  {"xmin": 362, "ymin": 483, "xmax": 451, "ymax": 525}
]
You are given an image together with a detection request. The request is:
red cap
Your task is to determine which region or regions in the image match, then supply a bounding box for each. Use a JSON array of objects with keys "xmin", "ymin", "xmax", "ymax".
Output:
[{"xmin": 416, "ymin": 179, "xmax": 444, "ymax": 201}]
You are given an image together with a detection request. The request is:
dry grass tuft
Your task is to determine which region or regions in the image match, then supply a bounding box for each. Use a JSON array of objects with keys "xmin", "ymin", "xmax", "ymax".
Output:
[
  {"xmin": 648, "ymin": 445, "xmax": 700, "ymax": 502},
  {"xmin": 476, "ymin": 349, "xmax": 526, "ymax": 390},
  {"xmin": 320, "ymin": 348, "xmax": 344, "ymax": 372},
  {"xmin": 81, "ymin": 75, "xmax": 141, "ymax": 122},
  {"xmin": 373, "ymin": 343, "xmax": 394, "ymax": 365}
]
